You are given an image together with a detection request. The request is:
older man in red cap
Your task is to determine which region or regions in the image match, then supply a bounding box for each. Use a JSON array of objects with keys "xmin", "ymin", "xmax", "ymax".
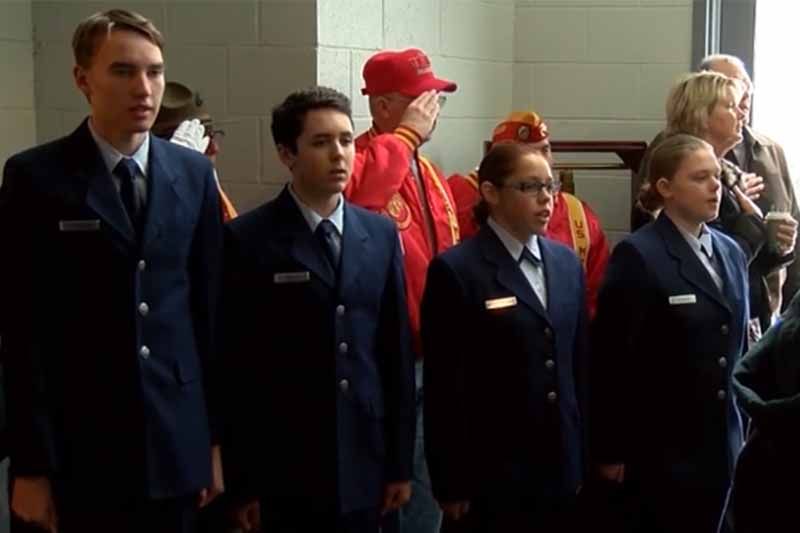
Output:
[
  {"xmin": 347, "ymin": 48, "xmax": 457, "ymax": 533},
  {"xmin": 449, "ymin": 111, "xmax": 610, "ymax": 317}
]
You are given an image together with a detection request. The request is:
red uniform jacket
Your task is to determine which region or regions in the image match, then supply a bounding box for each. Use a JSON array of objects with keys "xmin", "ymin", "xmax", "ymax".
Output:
[
  {"xmin": 448, "ymin": 171, "xmax": 609, "ymax": 317},
  {"xmin": 349, "ymin": 126, "xmax": 460, "ymax": 355}
]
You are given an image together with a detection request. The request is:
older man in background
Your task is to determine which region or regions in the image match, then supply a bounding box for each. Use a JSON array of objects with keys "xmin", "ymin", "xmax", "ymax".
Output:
[{"xmin": 346, "ymin": 48, "xmax": 460, "ymax": 533}]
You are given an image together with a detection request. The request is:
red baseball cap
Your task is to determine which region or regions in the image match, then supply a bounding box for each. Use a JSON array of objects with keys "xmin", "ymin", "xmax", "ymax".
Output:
[{"xmin": 361, "ymin": 48, "xmax": 457, "ymax": 97}]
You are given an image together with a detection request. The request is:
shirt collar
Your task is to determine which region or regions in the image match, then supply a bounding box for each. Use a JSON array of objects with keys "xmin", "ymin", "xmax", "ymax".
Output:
[
  {"xmin": 88, "ymin": 119, "xmax": 150, "ymax": 177},
  {"xmin": 487, "ymin": 217, "xmax": 542, "ymax": 263},
  {"xmin": 675, "ymin": 220, "xmax": 714, "ymax": 258},
  {"xmin": 288, "ymin": 184, "xmax": 344, "ymax": 235}
]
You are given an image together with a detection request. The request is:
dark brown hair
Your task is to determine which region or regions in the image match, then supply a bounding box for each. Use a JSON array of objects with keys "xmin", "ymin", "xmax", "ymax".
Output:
[
  {"xmin": 473, "ymin": 143, "xmax": 541, "ymax": 224},
  {"xmin": 72, "ymin": 9, "xmax": 164, "ymax": 69},
  {"xmin": 271, "ymin": 86, "xmax": 353, "ymax": 154}
]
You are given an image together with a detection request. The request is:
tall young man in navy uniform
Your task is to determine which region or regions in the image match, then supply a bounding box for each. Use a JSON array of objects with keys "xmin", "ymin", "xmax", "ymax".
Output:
[{"xmin": 1, "ymin": 9, "xmax": 224, "ymax": 533}]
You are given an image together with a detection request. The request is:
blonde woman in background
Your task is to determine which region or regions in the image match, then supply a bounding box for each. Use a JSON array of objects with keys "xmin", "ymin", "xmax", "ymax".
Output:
[{"xmin": 640, "ymin": 72, "xmax": 797, "ymax": 339}]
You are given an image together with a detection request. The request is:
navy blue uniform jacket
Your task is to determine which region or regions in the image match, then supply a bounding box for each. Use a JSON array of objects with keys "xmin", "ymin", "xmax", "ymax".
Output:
[
  {"xmin": 422, "ymin": 225, "xmax": 588, "ymax": 506},
  {"xmin": 591, "ymin": 213, "xmax": 749, "ymax": 532},
  {"xmin": 221, "ymin": 187, "xmax": 415, "ymax": 515},
  {"xmin": 0, "ymin": 120, "xmax": 223, "ymax": 499}
]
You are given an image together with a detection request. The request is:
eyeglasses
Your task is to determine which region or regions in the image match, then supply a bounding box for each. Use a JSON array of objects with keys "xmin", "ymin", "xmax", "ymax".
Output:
[{"xmin": 499, "ymin": 179, "xmax": 561, "ymax": 196}]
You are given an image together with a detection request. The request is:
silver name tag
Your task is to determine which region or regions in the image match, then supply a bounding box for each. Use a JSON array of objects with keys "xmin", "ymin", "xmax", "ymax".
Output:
[
  {"xmin": 668, "ymin": 294, "xmax": 697, "ymax": 305},
  {"xmin": 59, "ymin": 219, "xmax": 101, "ymax": 232},
  {"xmin": 485, "ymin": 296, "xmax": 517, "ymax": 310},
  {"xmin": 274, "ymin": 271, "xmax": 311, "ymax": 284}
]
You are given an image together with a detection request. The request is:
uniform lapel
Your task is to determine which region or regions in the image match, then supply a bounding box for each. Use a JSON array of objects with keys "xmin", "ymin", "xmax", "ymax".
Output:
[
  {"xmin": 712, "ymin": 232, "xmax": 744, "ymax": 315},
  {"xmin": 71, "ymin": 121, "xmax": 136, "ymax": 250},
  {"xmin": 657, "ymin": 214, "xmax": 731, "ymax": 314},
  {"xmin": 540, "ymin": 238, "xmax": 572, "ymax": 330},
  {"xmin": 275, "ymin": 187, "xmax": 336, "ymax": 288},
  {"xmin": 338, "ymin": 203, "xmax": 368, "ymax": 293},
  {"xmin": 479, "ymin": 226, "xmax": 550, "ymax": 324},
  {"xmin": 141, "ymin": 136, "xmax": 180, "ymax": 251}
]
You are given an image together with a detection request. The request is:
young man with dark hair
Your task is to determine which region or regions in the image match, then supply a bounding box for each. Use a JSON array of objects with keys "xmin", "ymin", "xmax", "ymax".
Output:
[
  {"xmin": 222, "ymin": 86, "xmax": 415, "ymax": 533},
  {"xmin": 1, "ymin": 9, "xmax": 223, "ymax": 533}
]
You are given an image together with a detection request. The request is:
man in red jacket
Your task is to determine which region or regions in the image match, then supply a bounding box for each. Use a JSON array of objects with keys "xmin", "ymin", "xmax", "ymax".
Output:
[
  {"xmin": 347, "ymin": 48, "xmax": 458, "ymax": 533},
  {"xmin": 449, "ymin": 111, "xmax": 610, "ymax": 317}
]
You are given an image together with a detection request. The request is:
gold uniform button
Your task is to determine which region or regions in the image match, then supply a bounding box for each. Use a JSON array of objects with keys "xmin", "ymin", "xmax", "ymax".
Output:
[
  {"xmin": 545, "ymin": 359, "xmax": 555, "ymax": 370},
  {"xmin": 336, "ymin": 305, "xmax": 346, "ymax": 317},
  {"xmin": 721, "ymin": 324, "xmax": 729, "ymax": 335},
  {"xmin": 717, "ymin": 389, "xmax": 727, "ymax": 400},
  {"xmin": 138, "ymin": 302, "xmax": 150, "ymax": 317},
  {"xmin": 339, "ymin": 342, "xmax": 348, "ymax": 354},
  {"xmin": 547, "ymin": 391, "xmax": 558, "ymax": 403},
  {"xmin": 339, "ymin": 379, "xmax": 350, "ymax": 393},
  {"xmin": 138, "ymin": 260, "xmax": 147, "ymax": 271},
  {"xmin": 718, "ymin": 357, "xmax": 728, "ymax": 368},
  {"xmin": 139, "ymin": 345, "xmax": 150, "ymax": 359}
]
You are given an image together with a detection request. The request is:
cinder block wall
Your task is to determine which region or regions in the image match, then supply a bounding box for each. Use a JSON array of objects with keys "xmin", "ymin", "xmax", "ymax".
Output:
[
  {"xmin": 31, "ymin": 0, "xmax": 317, "ymax": 214},
  {"xmin": 317, "ymin": 0, "xmax": 515, "ymax": 177},
  {"xmin": 0, "ymin": 1, "xmax": 36, "ymax": 180},
  {"xmin": 513, "ymin": 0, "xmax": 693, "ymax": 240},
  {"xmin": 23, "ymin": 0, "xmax": 693, "ymax": 229}
]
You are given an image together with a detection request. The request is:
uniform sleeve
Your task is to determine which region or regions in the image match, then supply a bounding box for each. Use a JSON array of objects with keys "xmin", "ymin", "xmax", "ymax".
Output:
[
  {"xmin": 346, "ymin": 128, "xmax": 420, "ymax": 211},
  {"xmin": 589, "ymin": 241, "xmax": 651, "ymax": 466},
  {"xmin": 378, "ymin": 228, "xmax": 416, "ymax": 483},
  {"xmin": 0, "ymin": 158, "xmax": 58, "ymax": 476},
  {"xmin": 189, "ymin": 162, "xmax": 224, "ymax": 443},
  {"xmin": 421, "ymin": 256, "xmax": 475, "ymax": 503},
  {"xmin": 572, "ymin": 265, "xmax": 591, "ymax": 471}
]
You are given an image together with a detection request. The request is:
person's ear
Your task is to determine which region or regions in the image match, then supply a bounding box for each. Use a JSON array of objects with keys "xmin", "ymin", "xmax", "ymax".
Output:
[
  {"xmin": 371, "ymin": 96, "xmax": 392, "ymax": 121},
  {"xmin": 73, "ymin": 65, "xmax": 91, "ymax": 103},
  {"xmin": 480, "ymin": 180, "xmax": 500, "ymax": 208},
  {"xmin": 655, "ymin": 177, "xmax": 672, "ymax": 200},
  {"xmin": 277, "ymin": 144, "xmax": 296, "ymax": 171}
]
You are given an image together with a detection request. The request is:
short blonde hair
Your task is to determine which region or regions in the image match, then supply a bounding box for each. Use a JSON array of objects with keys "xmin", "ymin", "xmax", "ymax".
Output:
[
  {"xmin": 72, "ymin": 9, "xmax": 164, "ymax": 69},
  {"xmin": 665, "ymin": 72, "xmax": 739, "ymax": 138}
]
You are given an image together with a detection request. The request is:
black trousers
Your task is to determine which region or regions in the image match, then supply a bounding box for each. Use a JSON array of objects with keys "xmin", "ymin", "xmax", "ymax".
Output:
[
  {"xmin": 260, "ymin": 505, "xmax": 381, "ymax": 533},
  {"xmin": 11, "ymin": 491, "xmax": 197, "ymax": 533},
  {"xmin": 440, "ymin": 494, "xmax": 579, "ymax": 533}
]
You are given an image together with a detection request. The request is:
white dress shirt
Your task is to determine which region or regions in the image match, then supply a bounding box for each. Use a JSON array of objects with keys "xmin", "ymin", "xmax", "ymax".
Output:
[
  {"xmin": 288, "ymin": 184, "xmax": 345, "ymax": 243},
  {"xmin": 88, "ymin": 119, "xmax": 150, "ymax": 200}
]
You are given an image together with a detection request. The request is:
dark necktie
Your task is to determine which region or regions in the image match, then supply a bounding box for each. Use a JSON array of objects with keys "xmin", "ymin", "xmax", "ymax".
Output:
[
  {"xmin": 315, "ymin": 219, "xmax": 341, "ymax": 273},
  {"xmin": 519, "ymin": 246, "xmax": 542, "ymax": 267},
  {"xmin": 114, "ymin": 158, "xmax": 143, "ymax": 234}
]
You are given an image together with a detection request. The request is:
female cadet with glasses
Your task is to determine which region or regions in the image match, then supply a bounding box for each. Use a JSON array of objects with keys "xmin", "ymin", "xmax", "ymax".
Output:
[
  {"xmin": 591, "ymin": 134, "xmax": 749, "ymax": 533},
  {"xmin": 421, "ymin": 142, "xmax": 588, "ymax": 532}
]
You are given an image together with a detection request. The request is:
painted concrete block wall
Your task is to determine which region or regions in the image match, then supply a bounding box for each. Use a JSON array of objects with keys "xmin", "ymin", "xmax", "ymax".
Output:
[
  {"xmin": 31, "ymin": 0, "xmax": 317, "ymax": 214},
  {"xmin": 0, "ymin": 0, "xmax": 36, "ymax": 181},
  {"xmin": 24, "ymin": 0, "xmax": 694, "ymax": 223},
  {"xmin": 514, "ymin": 0, "xmax": 693, "ymax": 239},
  {"xmin": 317, "ymin": 0, "xmax": 515, "ymax": 179}
]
